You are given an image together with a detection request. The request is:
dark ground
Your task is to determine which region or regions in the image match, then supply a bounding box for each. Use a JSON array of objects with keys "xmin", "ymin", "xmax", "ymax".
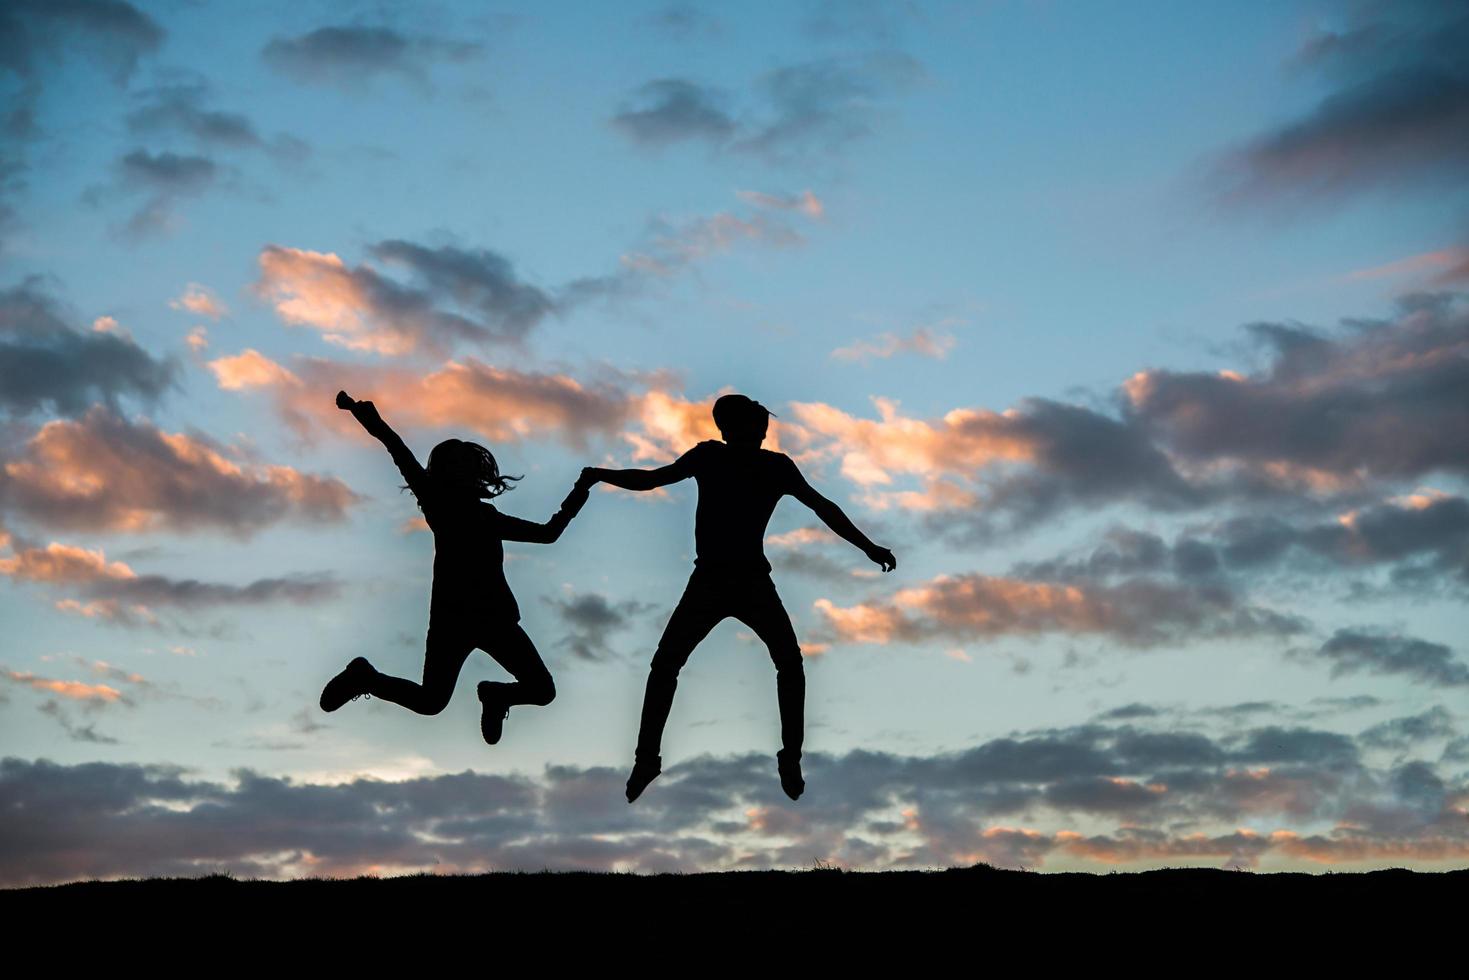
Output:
[{"xmin": 6, "ymin": 864, "xmax": 1463, "ymax": 951}]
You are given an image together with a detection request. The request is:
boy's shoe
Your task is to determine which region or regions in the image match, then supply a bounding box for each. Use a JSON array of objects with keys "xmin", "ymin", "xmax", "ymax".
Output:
[
  {"xmin": 778, "ymin": 749, "xmax": 804, "ymax": 801},
  {"xmin": 320, "ymin": 657, "xmax": 375, "ymax": 712},
  {"xmin": 477, "ymin": 681, "xmax": 510, "ymax": 745},
  {"xmin": 625, "ymin": 755, "xmax": 662, "ymax": 803}
]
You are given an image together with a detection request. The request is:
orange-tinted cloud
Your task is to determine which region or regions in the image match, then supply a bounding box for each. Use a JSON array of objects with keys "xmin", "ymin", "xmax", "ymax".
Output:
[
  {"xmin": 2, "ymin": 669, "xmax": 124, "ymax": 703},
  {"xmin": 169, "ymin": 283, "xmax": 228, "ymax": 320},
  {"xmin": 0, "ymin": 407, "xmax": 357, "ymax": 535},
  {"xmin": 207, "ymin": 349, "xmax": 793, "ymax": 463},
  {"xmin": 830, "ymin": 323, "xmax": 957, "ymax": 363}
]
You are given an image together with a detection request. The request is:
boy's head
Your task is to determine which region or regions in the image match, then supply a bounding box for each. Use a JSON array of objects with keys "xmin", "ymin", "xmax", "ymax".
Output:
[{"xmin": 712, "ymin": 393, "xmax": 772, "ymax": 446}]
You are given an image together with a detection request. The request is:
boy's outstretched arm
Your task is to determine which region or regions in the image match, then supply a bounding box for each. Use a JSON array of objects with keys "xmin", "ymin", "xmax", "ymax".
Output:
[
  {"xmin": 581, "ymin": 462, "xmax": 690, "ymax": 492},
  {"xmin": 789, "ymin": 470, "xmax": 897, "ymax": 572},
  {"xmin": 336, "ymin": 390, "xmax": 425, "ymax": 490}
]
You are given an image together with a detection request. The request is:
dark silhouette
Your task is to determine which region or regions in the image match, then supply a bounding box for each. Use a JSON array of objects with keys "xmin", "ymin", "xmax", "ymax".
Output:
[
  {"xmin": 320, "ymin": 391, "xmax": 592, "ymax": 745},
  {"xmin": 584, "ymin": 394, "xmax": 895, "ymax": 802}
]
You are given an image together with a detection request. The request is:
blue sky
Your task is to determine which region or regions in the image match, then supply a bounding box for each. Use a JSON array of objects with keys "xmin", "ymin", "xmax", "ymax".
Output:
[{"xmin": 2, "ymin": 0, "xmax": 1468, "ymax": 883}]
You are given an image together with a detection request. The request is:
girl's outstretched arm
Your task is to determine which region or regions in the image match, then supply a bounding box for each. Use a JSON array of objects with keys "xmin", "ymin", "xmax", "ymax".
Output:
[
  {"xmin": 495, "ymin": 475, "xmax": 593, "ymax": 544},
  {"xmin": 336, "ymin": 390, "xmax": 425, "ymax": 491}
]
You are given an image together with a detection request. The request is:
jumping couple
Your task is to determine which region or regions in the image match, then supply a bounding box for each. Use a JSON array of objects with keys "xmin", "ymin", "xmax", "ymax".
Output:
[{"xmin": 320, "ymin": 390, "xmax": 896, "ymax": 802}]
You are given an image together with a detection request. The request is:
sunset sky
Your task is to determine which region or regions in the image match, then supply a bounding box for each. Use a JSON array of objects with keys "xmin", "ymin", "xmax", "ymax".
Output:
[{"xmin": 3, "ymin": 0, "xmax": 1468, "ymax": 884}]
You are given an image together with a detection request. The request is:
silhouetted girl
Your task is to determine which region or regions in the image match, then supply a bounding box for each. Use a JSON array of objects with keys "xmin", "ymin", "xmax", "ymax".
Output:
[{"xmin": 320, "ymin": 390, "xmax": 591, "ymax": 744}]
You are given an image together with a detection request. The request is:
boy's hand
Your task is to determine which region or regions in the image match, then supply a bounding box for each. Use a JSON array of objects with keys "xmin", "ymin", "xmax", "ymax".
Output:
[
  {"xmin": 576, "ymin": 467, "xmax": 602, "ymax": 491},
  {"xmin": 865, "ymin": 545, "xmax": 897, "ymax": 572}
]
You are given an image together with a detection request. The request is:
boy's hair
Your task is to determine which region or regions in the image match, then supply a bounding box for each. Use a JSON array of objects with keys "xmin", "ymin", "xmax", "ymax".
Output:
[
  {"xmin": 712, "ymin": 393, "xmax": 773, "ymax": 438},
  {"xmin": 419, "ymin": 439, "xmax": 521, "ymax": 500}
]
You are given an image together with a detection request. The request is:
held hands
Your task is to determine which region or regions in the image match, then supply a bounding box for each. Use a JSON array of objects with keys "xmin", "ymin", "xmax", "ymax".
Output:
[
  {"xmin": 866, "ymin": 545, "xmax": 898, "ymax": 573},
  {"xmin": 575, "ymin": 466, "xmax": 603, "ymax": 492}
]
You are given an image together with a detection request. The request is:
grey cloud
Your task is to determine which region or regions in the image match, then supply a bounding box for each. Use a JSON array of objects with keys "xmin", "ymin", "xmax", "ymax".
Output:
[
  {"xmin": 544, "ymin": 591, "xmax": 654, "ymax": 661},
  {"xmin": 6, "ymin": 714, "xmax": 1468, "ymax": 884},
  {"xmin": 261, "ymin": 25, "xmax": 480, "ymax": 90},
  {"xmin": 1127, "ymin": 296, "xmax": 1469, "ymax": 486},
  {"xmin": 368, "ymin": 240, "xmax": 557, "ymax": 345},
  {"xmin": 1360, "ymin": 707, "xmax": 1456, "ymax": 751},
  {"xmin": 0, "ymin": 0, "xmax": 161, "ymax": 90},
  {"xmin": 611, "ymin": 79, "xmax": 736, "ymax": 147},
  {"xmin": 645, "ymin": 4, "xmax": 722, "ymax": 40},
  {"xmin": 0, "ymin": 277, "xmax": 175, "ymax": 417},
  {"xmin": 0, "ymin": 0, "xmax": 163, "ymax": 244},
  {"xmin": 38, "ymin": 701, "xmax": 118, "ymax": 744},
  {"xmin": 127, "ymin": 81, "xmax": 262, "ymax": 148},
  {"xmin": 735, "ymin": 52, "xmax": 924, "ymax": 163},
  {"xmin": 1215, "ymin": 5, "xmax": 1469, "ymax": 204},
  {"xmin": 611, "ymin": 52, "xmax": 923, "ymax": 164},
  {"xmin": 1311, "ymin": 628, "xmax": 1469, "ymax": 687},
  {"xmin": 86, "ymin": 149, "xmax": 221, "ymax": 239}
]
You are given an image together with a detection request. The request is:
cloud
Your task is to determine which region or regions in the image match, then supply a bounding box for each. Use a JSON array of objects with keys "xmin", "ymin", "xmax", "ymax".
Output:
[
  {"xmin": 643, "ymin": 4, "xmax": 722, "ymax": 40},
  {"xmin": 623, "ymin": 211, "xmax": 807, "ymax": 275},
  {"xmin": 169, "ymin": 283, "xmax": 228, "ymax": 320},
  {"xmin": 38, "ymin": 700, "xmax": 117, "ymax": 743},
  {"xmin": 253, "ymin": 242, "xmax": 555, "ymax": 355},
  {"xmin": 0, "ymin": 277, "xmax": 175, "ymax": 416},
  {"xmin": 611, "ymin": 53, "xmax": 924, "ymax": 164},
  {"xmin": 794, "ymin": 292, "xmax": 1469, "ymax": 537},
  {"xmin": 125, "ymin": 80, "xmax": 261, "ymax": 149},
  {"xmin": 831, "ymin": 323, "xmax": 956, "ymax": 363},
  {"xmin": 0, "ymin": 406, "xmax": 358, "ymax": 535},
  {"xmin": 544, "ymin": 591, "xmax": 655, "ymax": 661},
  {"xmin": 0, "ymin": 0, "xmax": 163, "ymax": 246},
  {"xmin": 1213, "ymin": 4, "xmax": 1469, "ymax": 204},
  {"xmin": 0, "ymin": 534, "xmax": 340, "ymax": 624},
  {"xmin": 89, "ymin": 149, "xmax": 221, "ymax": 239},
  {"xmin": 736, "ymin": 189, "xmax": 825, "ymax": 217},
  {"xmin": 1309, "ymin": 629, "xmax": 1469, "ymax": 687},
  {"xmin": 207, "ymin": 350, "xmax": 647, "ymax": 451},
  {"xmin": 1014, "ymin": 490, "xmax": 1469, "ymax": 595},
  {"xmin": 1348, "ymin": 246, "xmax": 1469, "ymax": 286},
  {"xmin": 814, "ymin": 571, "xmax": 1304, "ymax": 650},
  {"xmin": 4, "ymin": 714, "xmax": 1466, "ymax": 883},
  {"xmin": 736, "ymin": 52, "xmax": 925, "ymax": 163},
  {"xmin": 0, "ymin": 0, "xmax": 162, "ymax": 90},
  {"xmin": 261, "ymin": 25, "xmax": 480, "ymax": 90},
  {"xmin": 611, "ymin": 79, "xmax": 736, "ymax": 147},
  {"xmin": 1, "ymin": 669, "xmax": 124, "ymax": 703},
  {"xmin": 1359, "ymin": 707, "xmax": 1456, "ymax": 751},
  {"xmin": 125, "ymin": 79, "xmax": 308, "ymax": 163},
  {"xmin": 1123, "ymin": 294, "xmax": 1469, "ymax": 489},
  {"xmin": 790, "ymin": 394, "xmax": 1195, "ymax": 531}
]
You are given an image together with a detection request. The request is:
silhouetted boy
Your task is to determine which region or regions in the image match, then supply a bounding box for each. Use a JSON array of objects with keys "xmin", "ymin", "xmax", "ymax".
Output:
[{"xmin": 584, "ymin": 394, "xmax": 896, "ymax": 802}]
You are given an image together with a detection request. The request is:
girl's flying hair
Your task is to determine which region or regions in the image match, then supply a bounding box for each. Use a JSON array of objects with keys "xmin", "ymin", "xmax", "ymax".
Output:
[{"xmin": 416, "ymin": 439, "xmax": 521, "ymax": 501}]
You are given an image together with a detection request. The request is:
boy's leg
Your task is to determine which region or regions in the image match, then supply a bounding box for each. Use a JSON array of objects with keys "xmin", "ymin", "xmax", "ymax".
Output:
[
  {"xmin": 366, "ymin": 624, "xmax": 473, "ymax": 715},
  {"xmin": 735, "ymin": 575, "xmax": 805, "ymax": 798},
  {"xmin": 636, "ymin": 573, "xmax": 725, "ymax": 763}
]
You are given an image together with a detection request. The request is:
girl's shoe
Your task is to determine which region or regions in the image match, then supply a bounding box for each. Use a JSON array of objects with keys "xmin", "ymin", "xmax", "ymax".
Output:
[{"xmin": 320, "ymin": 657, "xmax": 375, "ymax": 712}]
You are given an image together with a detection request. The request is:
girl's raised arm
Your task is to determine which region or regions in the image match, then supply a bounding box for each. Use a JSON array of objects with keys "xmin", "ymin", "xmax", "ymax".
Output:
[{"xmin": 336, "ymin": 390, "xmax": 426, "ymax": 491}]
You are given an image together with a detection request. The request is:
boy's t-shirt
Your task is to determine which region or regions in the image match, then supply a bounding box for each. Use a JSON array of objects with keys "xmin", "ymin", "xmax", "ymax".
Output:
[{"xmin": 669, "ymin": 440, "xmax": 802, "ymax": 574}]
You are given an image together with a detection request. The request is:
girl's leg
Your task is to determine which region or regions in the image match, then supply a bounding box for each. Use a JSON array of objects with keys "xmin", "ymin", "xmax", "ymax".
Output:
[
  {"xmin": 367, "ymin": 624, "xmax": 474, "ymax": 715},
  {"xmin": 477, "ymin": 622, "xmax": 556, "ymax": 707}
]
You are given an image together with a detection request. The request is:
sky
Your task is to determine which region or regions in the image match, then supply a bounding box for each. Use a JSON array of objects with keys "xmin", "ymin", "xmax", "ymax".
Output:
[{"xmin": 2, "ymin": 0, "xmax": 1468, "ymax": 884}]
